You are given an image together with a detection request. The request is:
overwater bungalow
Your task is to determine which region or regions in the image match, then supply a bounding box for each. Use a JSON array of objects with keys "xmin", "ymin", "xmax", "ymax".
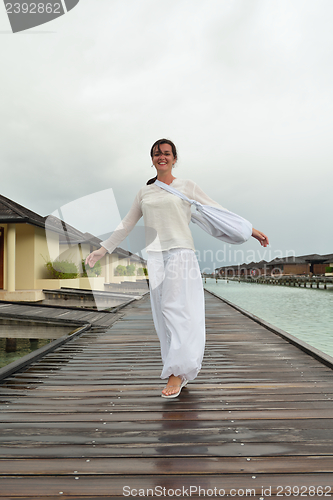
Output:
[
  {"xmin": 0, "ymin": 193, "xmax": 146, "ymax": 302},
  {"xmin": 216, "ymin": 253, "xmax": 333, "ymax": 278}
]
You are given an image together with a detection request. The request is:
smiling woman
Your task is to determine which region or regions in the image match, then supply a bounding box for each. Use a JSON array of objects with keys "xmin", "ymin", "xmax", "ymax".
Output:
[
  {"xmin": 147, "ymin": 139, "xmax": 178, "ymax": 185},
  {"xmin": 85, "ymin": 138, "xmax": 269, "ymax": 399}
]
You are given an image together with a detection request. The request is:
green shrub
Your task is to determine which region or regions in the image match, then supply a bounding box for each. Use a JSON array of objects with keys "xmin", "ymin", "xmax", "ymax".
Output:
[
  {"xmin": 45, "ymin": 260, "xmax": 79, "ymax": 279},
  {"xmin": 137, "ymin": 267, "xmax": 148, "ymax": 277},
  {"xmin": 126, "ymin": 264, "xmax": 136, "ymax": 276},
  {"xmin": 81, "ymin": 259, "xmax": 102, "ymax": 277},
  {"xmin": 114, "ymin": 263, "xmax": 137, "ymax": 276},
  {"xmin": 325, "ymin": 266, "xmax": 333, "ymax": 273},
  {"xmin": 115, "ymin": 265, "xmax": 127, "ymax": 276}
]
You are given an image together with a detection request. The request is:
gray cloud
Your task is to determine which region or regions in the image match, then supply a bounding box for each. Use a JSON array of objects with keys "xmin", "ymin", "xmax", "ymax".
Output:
[{"xmin": 0, "ymin": 0, "xmax": 332, "ymax": 269}]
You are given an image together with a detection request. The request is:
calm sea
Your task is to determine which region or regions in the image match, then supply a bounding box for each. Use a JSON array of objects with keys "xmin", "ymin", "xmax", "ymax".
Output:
[{"xmin": 204, "ymin": 278, "xmax": 333, "ymax": 357}]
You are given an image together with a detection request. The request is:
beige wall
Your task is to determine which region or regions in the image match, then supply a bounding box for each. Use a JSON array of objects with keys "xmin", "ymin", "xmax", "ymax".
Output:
[
  {"xmin": 46, "ymin": 235, "xmax": 147, "ymax": 285},
  {"xmin": 1, "ymin": 221, "xmax": 146, "ymax": 290},
  {"xmin": 2, "ymin": 222, "xmax": 60, "ymax": 290},
  {"xmin": 15, "ymin": 224, "xmax": 35, "ymax": 289},
  {"xmin": 1, "ymin": 225, "xmax": 7, "ymax": 289},
  {"xmin": 44, "ymin": 229, "xmax": 59, "ymax": 263},
  {"xmin": 109, "ymin": 253, "xmax": 123, "ymax": 279},
  {"xmin": 107, "ymin": 254, "xmax": 146, "ymax": 282},
  {"xmin": 15, "ymin": 224, "xmax": 55, "ymax": 289},
  {"xmin": 58, "ymin": 242, "xmax": 90, "ymax": 275},
  {"xmin": 34, "ymin": 226, "xmax": 57, "ymax": 281}
]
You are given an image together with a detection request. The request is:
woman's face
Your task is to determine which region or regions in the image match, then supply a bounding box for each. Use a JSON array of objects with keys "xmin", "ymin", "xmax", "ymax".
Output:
[{"xmin": 152, "ymin": 143, "xmax": 176, "ymax": 175}]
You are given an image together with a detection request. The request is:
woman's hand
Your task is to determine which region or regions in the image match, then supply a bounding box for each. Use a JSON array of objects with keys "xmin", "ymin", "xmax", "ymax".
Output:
[
  {"xmin": 252, "ymin": 228, "xmax": 269, "ymax": 247},
  {"xmin": 85, "ymin": 247, "xmax": 107, "ymax": 268}
]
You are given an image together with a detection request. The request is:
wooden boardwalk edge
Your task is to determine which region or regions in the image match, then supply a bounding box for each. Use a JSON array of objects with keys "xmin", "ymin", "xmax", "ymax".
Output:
[
  {"xmin": 205, "ymin": 288, "xmax": 333, "ymax": 370},
  {"xmin": 0, "ymin": 294, "xmax": 148, "ymax": 385},
  {"xmin": 0, "ymin": 324, "xmax": 90, "ymax": 384}
]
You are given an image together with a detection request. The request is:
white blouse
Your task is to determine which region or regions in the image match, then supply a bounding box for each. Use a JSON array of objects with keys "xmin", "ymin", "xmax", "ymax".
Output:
[{"xmin": 101, "ymin": 178, "xmax": 226, "ymax": 253}]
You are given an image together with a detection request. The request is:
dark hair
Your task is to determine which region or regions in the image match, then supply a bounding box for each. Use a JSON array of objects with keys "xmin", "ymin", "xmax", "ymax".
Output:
[
  {"xmin": 150, "ymin": 138, "xmax": 178, "ymax": 159},
  {"xmin": 146, "ymin": 176, "xmax": 157, "ymax": 185},
  {"xmin": 147, "ymin": 139, "xmax": 178, "ymax": 185}
]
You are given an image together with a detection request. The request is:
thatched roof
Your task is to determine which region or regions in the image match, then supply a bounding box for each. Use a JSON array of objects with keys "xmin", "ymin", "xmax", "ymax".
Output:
[
  {"xmin": 0, "ymin": 193, "xmax": 46, "ymax": 228},
  {"xmin": 268, "ymin": 256, "xmax": 307, "ymax": 265}
]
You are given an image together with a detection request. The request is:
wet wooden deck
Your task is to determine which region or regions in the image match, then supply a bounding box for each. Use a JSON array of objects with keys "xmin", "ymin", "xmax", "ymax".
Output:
[{"xmin": 0, "ymin": 291, "xmax": 333, "ymax": 498}]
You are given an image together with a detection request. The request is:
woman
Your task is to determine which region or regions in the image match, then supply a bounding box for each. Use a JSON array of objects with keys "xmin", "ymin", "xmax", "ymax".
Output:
[{"xmin": 86, "ymin": 139, "xmax": 269, "ymax": 398}]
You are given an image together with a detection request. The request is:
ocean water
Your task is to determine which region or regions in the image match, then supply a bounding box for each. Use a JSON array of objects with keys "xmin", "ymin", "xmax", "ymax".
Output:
[{"xmin": 204, "ymin": 278, "xmax": 333, "ymax": 357}]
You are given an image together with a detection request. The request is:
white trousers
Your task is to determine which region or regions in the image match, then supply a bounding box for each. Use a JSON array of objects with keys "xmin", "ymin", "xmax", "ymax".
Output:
[{"xmin": 147, "ymin": 248, "xmax": 205, "ymax": 381}]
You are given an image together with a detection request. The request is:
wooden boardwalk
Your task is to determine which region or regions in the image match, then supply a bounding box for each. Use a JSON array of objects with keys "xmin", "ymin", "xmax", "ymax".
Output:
[
  {"xmin": 0, "ymin": 291, "xmax": 333, "ymax": 498},
  {"xmin": 0, "ymin": 300, "xmax": 133, "ymax": 328}
]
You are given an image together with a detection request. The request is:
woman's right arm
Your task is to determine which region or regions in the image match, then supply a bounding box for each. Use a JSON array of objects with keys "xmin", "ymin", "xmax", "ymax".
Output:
[
  {"xmin": 85, "ymin": 191, "xmax": 143, "ymax": 267},
  {"xmin": 85, "ymin": 246, "xmax": 107, "ymax": 268}
]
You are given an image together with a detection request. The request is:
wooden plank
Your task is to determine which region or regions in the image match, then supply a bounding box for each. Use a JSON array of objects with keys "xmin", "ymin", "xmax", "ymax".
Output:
[
  {"xmin": 1, "ymin": 409, "xmax": 333, "ymax": 422},
  {"xmin": 1, "ymin": 443, "xmax": 333, "ymax": 458},
  {"xmin": 1, "ymin": 456, "xmax": 333, "ymax": 475},
  {"xmin": 0, "ymin": 474, "xmax": 332, "ymax": 497},
  {"xmin": 2, "ymin": 389, "xmax": 331, "ymax": 402},
  {"xmin": 2, "ymin": 418, "xmax": 333, "ymax": 433},
  {"xmin": 2, "ymin": 400, "xmax": 333, "ymax": 412},
  {"xmin": 0, "ymin": 428, "xmax": 332, "ymax": 446},
  {"xmin": 1, "ymin": 497, "xmax": 325, "ymax": 500}
]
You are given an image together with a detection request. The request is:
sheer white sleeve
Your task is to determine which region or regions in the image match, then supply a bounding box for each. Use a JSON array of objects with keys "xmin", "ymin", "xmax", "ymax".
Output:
[
  {"xmin": 192, "ymin": 182, "xmax": 227, "ymax": 210},
  {"xmin": 100, "ymin": 191, "xmax": 143, "ymax": 254}
]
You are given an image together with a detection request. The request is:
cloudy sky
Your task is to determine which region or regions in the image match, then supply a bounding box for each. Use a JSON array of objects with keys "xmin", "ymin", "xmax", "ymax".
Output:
[{"xmin": 1, "ymin": 0, "xmax": 332, "ymax": 271}]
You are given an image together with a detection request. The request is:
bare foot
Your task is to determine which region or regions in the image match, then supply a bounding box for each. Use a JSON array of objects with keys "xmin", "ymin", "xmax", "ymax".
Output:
[{"xmin": 161, "ymin": 375, "xmax": 183, "ymax": 397}]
